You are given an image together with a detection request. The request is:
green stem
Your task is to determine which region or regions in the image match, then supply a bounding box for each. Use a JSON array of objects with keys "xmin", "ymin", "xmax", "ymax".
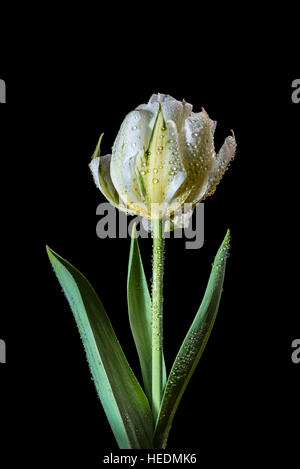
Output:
[{"xmin": 151, "ymin": 218, "xmax": 164, "ymax": 420}]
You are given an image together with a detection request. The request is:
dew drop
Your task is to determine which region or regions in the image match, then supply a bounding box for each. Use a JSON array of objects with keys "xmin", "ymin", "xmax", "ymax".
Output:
[{"xmin": 152, "ymin": 178, "xmax": 159, "ymax": 184}]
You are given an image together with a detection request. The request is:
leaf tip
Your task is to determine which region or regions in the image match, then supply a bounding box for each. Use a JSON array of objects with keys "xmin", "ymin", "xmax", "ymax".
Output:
[
  {"xmin": 45, "ymin": 245, "xmax": 56, "ymax": 261},
  {"xmin": 220, "ymin": 229, "xmax": 231, "ymax": 260}
]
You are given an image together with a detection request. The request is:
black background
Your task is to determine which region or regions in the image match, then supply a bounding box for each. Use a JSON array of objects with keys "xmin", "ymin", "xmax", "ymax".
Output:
[{"xmin": 0, "ymin": 19, "xmax": 299, "ymax": 467}]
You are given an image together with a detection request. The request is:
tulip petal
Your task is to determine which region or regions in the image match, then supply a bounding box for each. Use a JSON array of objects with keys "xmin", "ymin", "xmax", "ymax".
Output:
[
  {"xmin": 179, "ymin": 110, "xmax": 216, "ymax": 170},
  {"xmin": 136, "ymin": 102, "xmax": 160, "ymax": 131},
  {"xmin": 135, "ymin": 109, "xmax": 188, "ymax": 217},
  {"xmin": 210, "ymin": 119, "xmax": 217, "ymax": 136},
  {"xmin": 151, "ymin": 93, "xmax": 192, "ymax": 131},
  {"xmin": 89, "ymin": 155, "xmax": 120, "ymax": 207},
  {"xmin": 162, "ymin": 120, "xmax": 191, "ymax": 214},
  {"xmin": 111, "ymin": 111, "xmax": 150, "ymax": 217},
  {"xmin": 138, "ymin": 93, "xmax": 193, "ymax": 132},
  {"xmin": 203, "ymin": 134, "xmax": 236, "ymax": 200},
  {"xmin": 177, "ymin": 111, "xmax": 216, "ymax": 205}
]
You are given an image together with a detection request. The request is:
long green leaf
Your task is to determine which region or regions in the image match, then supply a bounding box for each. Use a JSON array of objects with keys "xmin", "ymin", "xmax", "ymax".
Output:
[
  {"xmin": 127, "ymin": 226, "xmax": 166, "ymax": 404},
  {"xmin": 46, "ymin": 246, "xmax": 153, "ymax": 449},
  {"xmin": 154, "ymin": 230, "xmax": 230, "ymax": 448}
]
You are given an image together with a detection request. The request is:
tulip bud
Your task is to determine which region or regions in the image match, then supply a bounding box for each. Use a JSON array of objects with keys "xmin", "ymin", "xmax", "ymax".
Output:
[{"xmin": 90, "ymin": 93, "xmax": 236, "ymax": 227}]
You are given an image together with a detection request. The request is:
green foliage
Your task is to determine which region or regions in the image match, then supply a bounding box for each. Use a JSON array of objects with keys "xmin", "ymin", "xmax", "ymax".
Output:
[
  {"xmin": 154, "ymin": 231, "xmax": 230, "ymax": 448},
  {"xmin": 46, "ymin": 230, "xmax": 230, "ymax": 449},
  {"xmin": 46, "ymin": 246, "xmax": 153, "ymax": 449}
]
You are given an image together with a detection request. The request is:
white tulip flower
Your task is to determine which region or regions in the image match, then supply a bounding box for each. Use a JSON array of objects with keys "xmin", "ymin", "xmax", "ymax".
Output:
[{"xmin": 90, "ymin": 93, "xmax": 236, "ymax": 225}]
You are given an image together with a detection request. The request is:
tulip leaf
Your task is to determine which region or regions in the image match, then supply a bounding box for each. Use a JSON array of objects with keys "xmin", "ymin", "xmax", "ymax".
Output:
[
  {"xmin": 127, "ymin": 226, "xmax": 167, "ymax": 404},
  {"xmin": 153, "ymin": 230, "xmax": 230, "ymax": 448},
  {"xmin": 46, "ymin": 246, "xmax": 154, "ymax": 449}
]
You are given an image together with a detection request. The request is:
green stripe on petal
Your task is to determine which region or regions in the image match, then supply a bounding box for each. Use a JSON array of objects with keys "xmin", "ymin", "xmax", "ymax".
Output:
[{"xmin": 92, "ymin": 133, "xmax": 104, "ymax": 159}]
